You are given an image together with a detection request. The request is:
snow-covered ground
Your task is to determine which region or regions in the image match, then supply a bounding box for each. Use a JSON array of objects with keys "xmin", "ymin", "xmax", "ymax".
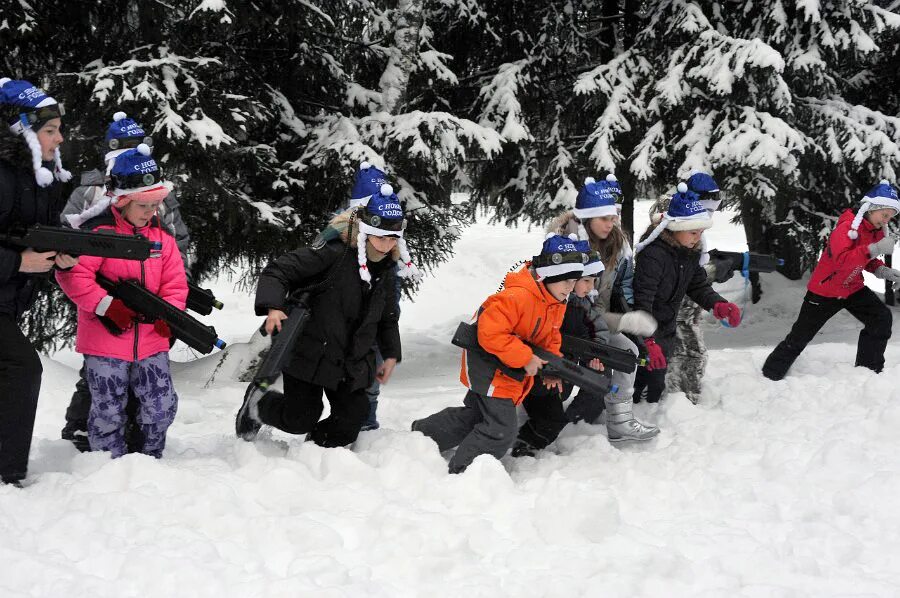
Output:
[{"xmin": 5, "ymin": 203, "xmax": 900, "ymax": 597}]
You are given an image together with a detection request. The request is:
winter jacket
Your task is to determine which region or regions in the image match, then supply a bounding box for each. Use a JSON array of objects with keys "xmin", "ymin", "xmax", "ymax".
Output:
[
  {"xmin": 807, "ymin": 209, "xmax": 886, "ymax": 299},
  {"xmin": 632, "ymin": 232, "xmax": 725, "ymax": 339},
  {"xmin": 547, "ymin": 211, "xmax": 634, "ymax": 312},
  {"xmin": 0, "ymin": 139, "xmax": 66, "ymax": 318},
  {"xmin": 460, "ymin": 265, "xmax": 566, "ymax": 405},
  {"xmin": 60, "ymin": 169, "xmax": 193, "ymax": 269},
  {"xmin": 254, "ymin": 211, "xmax": 401, "ymax": 392},
  {"xmin": 55, "ymin": 207, "xmax": 188, "ymax": 361}
]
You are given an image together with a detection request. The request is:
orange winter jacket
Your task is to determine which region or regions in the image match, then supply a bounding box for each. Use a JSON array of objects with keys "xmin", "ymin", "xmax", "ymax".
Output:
[{"xmin": 459, "ymin": 265, "xmax": 567, "ymax": 404}]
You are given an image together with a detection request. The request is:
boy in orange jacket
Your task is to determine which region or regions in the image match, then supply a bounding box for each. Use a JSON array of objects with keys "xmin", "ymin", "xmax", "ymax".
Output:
[{"xmin": 412, "ymin": 234, "xmax": 587, "ymax": 473}]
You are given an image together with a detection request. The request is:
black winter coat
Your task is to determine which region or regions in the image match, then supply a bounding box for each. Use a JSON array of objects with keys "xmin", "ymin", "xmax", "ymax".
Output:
[
  {"xmin": 0, "ymin": 144, "xmax": 66, "ymax": 318},
  {"xmin": 632, "ymin": 235, "xmax": 725, "ymax": 339},
  {"xmin": 255, "ymin": 239, "xmax": 401, "ymax": 392}
]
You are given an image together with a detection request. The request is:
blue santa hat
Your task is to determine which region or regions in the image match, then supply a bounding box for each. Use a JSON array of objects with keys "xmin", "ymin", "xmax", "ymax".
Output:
[
  {"xmin": 0, "ymin": 77, "xmax": 71, "ymax": 187},
  {"xmin": 532, "ymin": 233, "xmax": 587, "ymax": 283},
  {"xmin": 356, "ymin": 183, "xmax": 420, "ymax": 282},
  {"xmin": 104, "ymin": 112, "xmax": 154, "ymax": 170},
  {"xmin": 848, "ymin": 180, "xmax": 900, "ymax": 239},
  {"xmin": 573, "ymin": 174, "xmax": 621, "ymax": 219},
  {"xmin": 635, "ymin": 184, "xmax": 712, "ymax": 254},
  {"xmin": 575, "ymin": 240, "xmax": 604, "ymax": 277},
  {"xmin": 686, "ymin": 172, "xmax": 721, "ymax": 212},
  {"xmin": 349, "ymin": 161, "xmax": 388, "ymax": 208}
]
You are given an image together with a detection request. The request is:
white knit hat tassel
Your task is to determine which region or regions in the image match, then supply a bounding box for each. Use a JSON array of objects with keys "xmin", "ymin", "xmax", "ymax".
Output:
[
  {"xmin": 848, "ymin": 201, "xmax": 870, "ymax": 240},
  {"xmin": 357, "ymin": 229, "xmax": 372, "ymax": 282},
  {"xmin": 395, "ymin": 237, "xmax": 421, "ymax": 279},
  {"xmin": 54, "ymin": 147, "xmax": 72, "ymax": 182},
  {"xmin": 699, "ymin": 232, "xmax": 710, "ymax": 266},
  {"xmin": 22, "ymin": 126, "xmax": 54, "ymax": 187},
  {"xmin": 634, "ymin": 217, "xmax": 669, "ymax": 255}
]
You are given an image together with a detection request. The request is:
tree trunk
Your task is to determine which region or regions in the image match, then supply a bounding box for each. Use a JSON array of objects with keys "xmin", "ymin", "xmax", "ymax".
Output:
[{"xmin": 380, "ymin": 0, "xmax": 424, "ymax": 113}]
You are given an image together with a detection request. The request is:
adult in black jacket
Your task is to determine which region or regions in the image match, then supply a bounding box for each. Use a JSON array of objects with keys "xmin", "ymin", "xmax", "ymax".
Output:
[
  {"xmin": 0, "ymin": 78, "xmax": 76, "ymax": 485},
  {"xmin": 631, "ymin": 188, "xmax": 741, "ymax": 404},
  {"xmin": 237, "ymin": 185, "xmax": 417, "ymax": 447}
]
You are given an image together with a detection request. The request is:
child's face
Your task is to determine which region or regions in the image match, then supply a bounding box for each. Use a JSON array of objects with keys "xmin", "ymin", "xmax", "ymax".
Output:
[
  {"xmin": 588, "ymin": 216, "xmax": 617, "ymax": 240},
  {"xmin": 368, "ymin": 235, "xmax": 398, "ymax": 255},
  {"xmin": 866, "ymin": 208, "xmax": 896, "ymax": 229},
  {"xmin": 122, "ymin": 199, "xmax": 161, "ymax": 228},
  {"xmin": 545, "ymin": 278, "xmax": 577, "ymax": 302},
  {"xmin": 37, "ymin": 118, "xmax": 64, "ymax": 161},
  {"xmin": 672, "ymin": 229, "xmax": 704, "ymax": 248},
  {"xmin": 573, "ymin": 277, "xmax": 595, "ymax": 298}
]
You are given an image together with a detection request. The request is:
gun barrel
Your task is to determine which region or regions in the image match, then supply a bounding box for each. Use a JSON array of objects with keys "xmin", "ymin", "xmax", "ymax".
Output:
[
  {"xmin": 186, "ymin": 283, "xmax": 224, "ymax": 316},
  {"xmin": 3, "ymin": 225, "xmax": 158, "ymax": 260}
]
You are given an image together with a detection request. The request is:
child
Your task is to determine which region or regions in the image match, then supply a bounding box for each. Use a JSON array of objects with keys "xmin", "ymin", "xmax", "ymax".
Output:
[
  {"xmin": 763, "ymin": 181, "xmax": 898, "ymax": 380},
  {"xmin": 236, "ymin": 183, "xmax": 414, "ymax": 447},
  {"xmin": 546, "ymin": 175, "xmax": 659, "ymax": 438},
  {"xmin": 411, "ymin": 234, "xmax": 585, "ymax": 473},
  {"xmin": 56, "ymin": 144, "xmax": 187, "ymax": 458},
  {"xmin": 631, "ymin": 187, "xmax": 740, "ymax": 403},
  {"xmin": 511, "ymin": 249, "xmax": 612, "ymax": 456},
  {"xmin": 60, "ymin": 111, "xmax": 193, "ymax": 453}
]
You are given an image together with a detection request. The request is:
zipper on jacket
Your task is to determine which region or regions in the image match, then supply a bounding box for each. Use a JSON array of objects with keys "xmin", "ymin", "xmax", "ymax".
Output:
[{"xmin": 133, "ymin": 225, "xmax": 145, "ymax": 362}]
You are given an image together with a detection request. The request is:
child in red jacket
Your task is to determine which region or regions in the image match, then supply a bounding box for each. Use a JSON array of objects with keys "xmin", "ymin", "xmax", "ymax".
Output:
[
  {"xmin": 56, "ymin": 145, "xmax": 187, "ymax": 458},
  {"xmin": 763, "ymin": 181, "xmax": 899, "ymax": 380}
]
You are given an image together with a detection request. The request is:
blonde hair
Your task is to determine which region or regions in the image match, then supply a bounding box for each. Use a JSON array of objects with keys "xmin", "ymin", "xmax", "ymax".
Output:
[{"xmin": 584, "ymin": 218, "xmax": 629, "ymax": 270}]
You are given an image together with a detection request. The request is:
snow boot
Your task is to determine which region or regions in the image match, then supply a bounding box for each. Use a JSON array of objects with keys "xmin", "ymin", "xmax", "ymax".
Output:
[
  {"xmin": 605, "ymin": 397, "xmax": 659, "ymax": 442},
  {"xmin": 61, "ymin": 420, "xmax": 91, "ymax": 452},
  {"xmin": 235, "ymin": 386, "xmax": 265, "ymax": 441},
  {"xmin": 510, "ymin": 440, "xmax": 536, "ymax": 458}
]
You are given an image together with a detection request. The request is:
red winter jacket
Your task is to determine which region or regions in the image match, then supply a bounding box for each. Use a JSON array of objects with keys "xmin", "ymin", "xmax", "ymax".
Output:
[
  {"xmin": 56, "ymin": 207, "xmax": 188, "ymax": 361},
  {"xmin": 807, "ymin": 209, "xmax": 885, "ymax": 299}
]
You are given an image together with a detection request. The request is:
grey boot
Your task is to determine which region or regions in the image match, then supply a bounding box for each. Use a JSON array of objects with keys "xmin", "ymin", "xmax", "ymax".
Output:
[{"xmin": 605, "ymin": 396, "xmax": 659, "ymax": 442}]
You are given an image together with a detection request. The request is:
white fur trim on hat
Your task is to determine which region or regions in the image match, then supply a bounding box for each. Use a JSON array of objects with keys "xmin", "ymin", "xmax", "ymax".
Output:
[
  {"xmin": 667, "ymin": 213, "xmax": 713, "ymax": 232},
  {"xmin": 359, "ymin": 220, "xmax": 404, "ymax": 239},
  {"xmin": 583, "ymin": 260, "xmax": 605, "ymax": 277},
  {"xmin": 534, "ymin": 262, "xmax": 585, "ymax": 279},
  {"xmin": 573, "ymin": 204, "xmax": 619, "ymax": 220},
  {"xmin": 112, "ymin": 181, "xmax": 172, "ymax": 198}
]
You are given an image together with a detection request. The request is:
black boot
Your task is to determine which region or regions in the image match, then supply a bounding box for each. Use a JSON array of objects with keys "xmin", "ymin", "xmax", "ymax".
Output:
[
  {"xmin": 236, "ymin": 386, "xmax": 269, "ymax": 440},
  {"xmin": 61, "ymin": 420, "xmax": 91, "ymax": 452}
]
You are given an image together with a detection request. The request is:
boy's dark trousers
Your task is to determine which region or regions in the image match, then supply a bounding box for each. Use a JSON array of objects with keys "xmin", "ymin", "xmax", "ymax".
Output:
[
  {"xmin": 0, "ymin": 315, "xmax": 42, "ymax": 484},
  {"xmin": 763, "ymin": 287, "xmax": 892, "ymax": 381},
  {"xmin": 412, "ymin": 390, "xmax": 518, "ymax": 473},
  {"xmin": 515, "ymin": 380, "xmax": 574, "ymax": 452},
  {"xmin": 632, "ymin": 334, "xmax": 675, "ymax": 403},
  {"xmin": 257, "ymin": 372, "xmax": 369, "ymax": 447}
]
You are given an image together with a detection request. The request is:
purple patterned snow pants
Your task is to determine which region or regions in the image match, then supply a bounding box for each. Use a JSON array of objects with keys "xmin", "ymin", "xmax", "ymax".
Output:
[{"xmin": 84, "ymin": 352, "xmax": 178, "ymax": 458}]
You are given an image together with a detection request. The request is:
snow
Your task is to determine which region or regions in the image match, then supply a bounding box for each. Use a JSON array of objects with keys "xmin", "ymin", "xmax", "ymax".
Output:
[{"xmin": 8, "ymin": 203, "xmax": 900, "ymax": 596}]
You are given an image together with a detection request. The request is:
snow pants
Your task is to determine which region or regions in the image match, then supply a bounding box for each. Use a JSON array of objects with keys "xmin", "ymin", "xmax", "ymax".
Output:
[
  {"xmin": 85, "ymin": 352, "xmax": 178, "ymax": 459},
  {"xmin": 763, "ymin": 287, "xmax": 892, "ymax": 381},
  {"xmin": 665, "ymin": 298, "xmax": 707, "ymax": 401},
  {"xmin": 0, "ymin": 315, "xmax": 42, "ymax": 484},
  {"xmin": 256, "ymin": 372, "xmax": 369, "ymax": 447},
  {"xmin": 413, "ymin": 390, "xmax": 518, "ymax": 474}
]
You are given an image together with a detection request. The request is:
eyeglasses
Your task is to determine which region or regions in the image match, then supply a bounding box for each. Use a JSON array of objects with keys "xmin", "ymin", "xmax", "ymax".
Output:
[
  {"xmin": 110, "ymin": 170, "xmax": 162, "ymax": 190},
  {"xmin": 19, "ymin": 103, "xmax": 65, "ymax": 127},
  {"xmin": 108, "ymin": 135, "xmax": 154, "ymax": 150}
]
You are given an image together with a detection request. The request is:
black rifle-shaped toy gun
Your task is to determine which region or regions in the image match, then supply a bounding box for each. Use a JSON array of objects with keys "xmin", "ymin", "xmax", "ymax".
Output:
[
  {"xmin": 2, "ymin": 224, "xmax": 160, "ymax": 260},
  {"xmin": 707, "ymin": 248, "xmax": 783, "ymax": 279},
  {"xmin": 186, "ymin": 282, "xmax": 224, "ymax": 316},
  {"xmin": 236, "ymin": 292, "xmax": 312, "ymax": 440},
  {"xmin": 451, "ymin": 322, "xmax": 617, "ymax": 396},
  {"xmin": 96, "ymin": 274, "xmax": 226, "ymax": 354},
  {"xmin": 560, "ymin": 334, "xmax": 646, "ymax": 373}
]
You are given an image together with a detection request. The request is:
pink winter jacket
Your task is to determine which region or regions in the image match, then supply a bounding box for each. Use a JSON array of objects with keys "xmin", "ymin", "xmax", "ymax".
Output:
[{"xmin": 56, "ymin": 207, "xmax": 188, "ymax": 362}]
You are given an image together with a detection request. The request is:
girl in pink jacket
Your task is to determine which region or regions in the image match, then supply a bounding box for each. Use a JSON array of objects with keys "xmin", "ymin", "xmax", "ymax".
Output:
[{"xmin": 56, "ymin": 145, "xmax": 188, "ymax": 458}]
